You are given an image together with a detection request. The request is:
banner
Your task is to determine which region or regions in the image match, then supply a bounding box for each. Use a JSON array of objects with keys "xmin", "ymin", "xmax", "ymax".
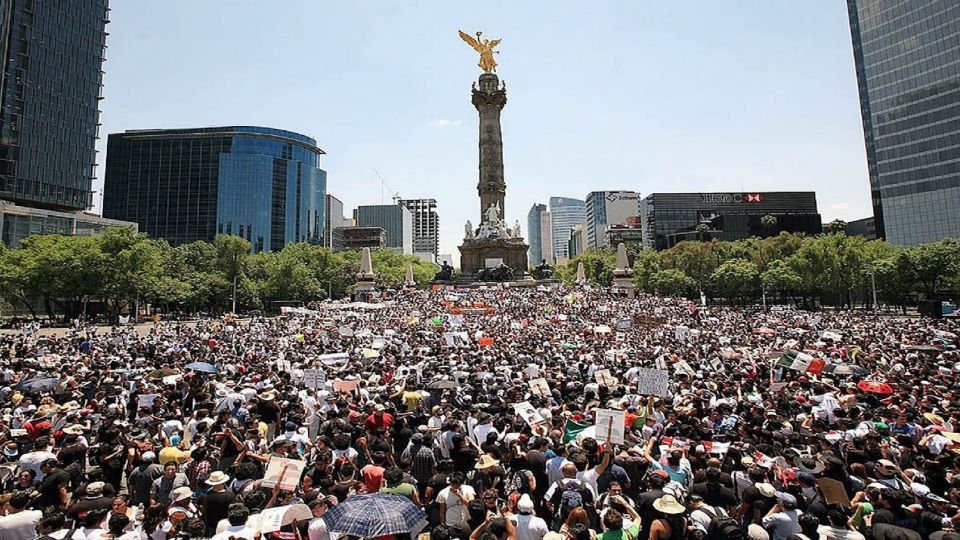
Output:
[
  {"xmin": 303, "ymin": 368, "xmax": 326, "ymax": 388},
  {"xmin": 616, "ymin": 318, "xmax": 632, "ymax": 330},
  {"xmin": 635, "ymin": 368, "xmax": 670, "ymax": 397},
  {"xmin": 594, "ymin": 409, "xmax": 626, "ymax": 445},
  {"xmin": 262, "ymin": 457, "xmax": 307, "ymax": 492},
  {"xmin": 478, "ymin": 337, "xmax": 494, "ymax": 347}
]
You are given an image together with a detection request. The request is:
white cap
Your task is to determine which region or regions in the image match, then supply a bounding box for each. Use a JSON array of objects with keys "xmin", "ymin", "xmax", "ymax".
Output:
[{"xmin": 518, "ymin": 494, "xmax": 534, "ymax": 513}]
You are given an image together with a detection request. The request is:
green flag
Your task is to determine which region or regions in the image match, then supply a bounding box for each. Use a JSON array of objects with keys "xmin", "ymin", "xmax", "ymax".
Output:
[
  {"xmin": 432, "ymin": 316, "xmax": 443, "ymax": 326},
  {"xmin": 562, "ymin": 420, "xmax": 590, "ymax": 443}
]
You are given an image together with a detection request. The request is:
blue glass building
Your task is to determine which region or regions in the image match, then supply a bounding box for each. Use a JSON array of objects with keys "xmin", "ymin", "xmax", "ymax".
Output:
[
  {"xmin": 847, "ymin": 1, "xmax": 960, "ymax": 244},
  {"xmin": 0, "ymin": 0, "xmax": 109, "ymax": 211},
  {"xmin": 103, "ymin": 127, "xmax": 326, "ymax": 252}
]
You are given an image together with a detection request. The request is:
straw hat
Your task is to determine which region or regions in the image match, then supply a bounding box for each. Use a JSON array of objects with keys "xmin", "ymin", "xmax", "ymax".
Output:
[
  {"xmin": 474, "ymin": 454, "xmax": 500, "ymax": 470},
  {"xmin": 653, "ymin": 494, "xmax": 685, "ymax": 515},
  {"xmin": 258, "ymin": 391, "xmax": 276, "ymax": 402},
  {"xmin": 62, "ymin": 424, "xmax": 84, "ymax": 436},
  {"xmin": 924, "ymin": 412, "xmax": 945, "ymax": 425},
  {"xmin": 205, "ymin": 471, "xmax": 230, "ymax": 485},
  {"xmin": 60, "ymin": 401, "xmax": 81, "ymax": 413}
]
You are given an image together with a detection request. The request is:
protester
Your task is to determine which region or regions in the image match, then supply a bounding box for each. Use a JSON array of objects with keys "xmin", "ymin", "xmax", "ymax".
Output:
[{"xmin": 0, "ymin": 286, "xmax": 957, "ymax": 540}]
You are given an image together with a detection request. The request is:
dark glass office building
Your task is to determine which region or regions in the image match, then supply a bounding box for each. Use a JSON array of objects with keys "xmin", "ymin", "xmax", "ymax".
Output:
[
  {"xmin": 640, "ymin": 192, "xmax": 822, "ymax": 251},
  {"xmin": 847, "ymin": 1, "xmax": 960, "ymax": 244},
  {"xmin": 0, "ymin": 0, "xmax": 109, "ymax": 210},
  {"xmin": 103, "ymin": 127, "xmax": 326, "ymax": 252}
]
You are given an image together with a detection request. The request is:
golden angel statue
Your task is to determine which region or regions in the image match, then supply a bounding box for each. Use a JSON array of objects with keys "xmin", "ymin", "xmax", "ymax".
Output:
[{"xmin": 459, "ymin": 30, "xmax": 501, "ymax": 73}]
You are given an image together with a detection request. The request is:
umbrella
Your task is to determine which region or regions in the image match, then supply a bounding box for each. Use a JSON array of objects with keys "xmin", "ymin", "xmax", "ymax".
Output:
[
  {"xmin": 184, "ymin": 361, "xmax": 217, "ymax": 374},
  {"xmin": 906, "ymin": 345, "xmax": 942, "ymax": 352},
  {"xmin": 15, "ymin": 377, "xmax": 59, "ymax": 394},
  {"xmin": 323, "ymin": 494, "xmax": 427, "ymax": 537},
  {"xmin": 148, "ymin": 368, "xmax": 181, "ymax": 380},
  {"xmin": 857, "ymin": 380, "xmax": 894, "ymax": 395},
  {"xmin": 426, "ymin": 380, "xmax": 458, "ymax": 390},
  {"xmin": 754, "ymin": 327, "xmax": 777, "ymax": 335}
]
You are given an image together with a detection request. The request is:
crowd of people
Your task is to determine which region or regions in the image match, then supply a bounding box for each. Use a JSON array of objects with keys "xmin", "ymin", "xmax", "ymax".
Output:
[{"xmin": 0, "ymin": 285, "xmax": 958, "ymax": 540}]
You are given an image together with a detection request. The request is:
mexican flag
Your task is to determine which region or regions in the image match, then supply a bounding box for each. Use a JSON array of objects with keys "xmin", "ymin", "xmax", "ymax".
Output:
[
  {"xmin": 562, "ymin": 420, "xmax": 590, "ymax": 443},
  {"xmin": 777, "ymin": 350, "xmax": 814, "ymax": 371},
  {"xmin": 776, "ymin": 350, "xmax": 826, "ymax": 375}
]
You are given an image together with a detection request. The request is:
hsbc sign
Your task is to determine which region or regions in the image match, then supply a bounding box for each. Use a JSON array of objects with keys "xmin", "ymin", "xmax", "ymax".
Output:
[{"xmin": 700, "ymin": 193, "xmax": 765, "ymax": 204}]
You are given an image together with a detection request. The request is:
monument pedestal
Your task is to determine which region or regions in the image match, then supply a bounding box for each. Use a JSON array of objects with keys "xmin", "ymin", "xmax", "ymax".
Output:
[
  {"xmin": 613, "ymin": 276, "xmax": 636, "ymax": 298},
  {"xmin": 459, "ymin": 237, "xmax": 529, "ymax": 276}
]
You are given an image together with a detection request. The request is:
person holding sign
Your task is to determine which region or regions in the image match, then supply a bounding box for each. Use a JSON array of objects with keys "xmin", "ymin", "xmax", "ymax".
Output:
[{"xmin": 643, "ymin": 438, "xmax": 693, "ymax": 491}]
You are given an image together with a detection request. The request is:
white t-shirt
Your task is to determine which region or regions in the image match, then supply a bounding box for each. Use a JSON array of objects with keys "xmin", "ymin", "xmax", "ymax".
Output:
[
  {"xmin": 437, "ymin": 485, "xmax": 476, "ymax": 527},
  {"xmin": 0, "ymin": 510, "xmax": 43, "ymax": 540},
  {"xmin": 512, "ymin": 514, "xmax": 548, "ymax": 540}
]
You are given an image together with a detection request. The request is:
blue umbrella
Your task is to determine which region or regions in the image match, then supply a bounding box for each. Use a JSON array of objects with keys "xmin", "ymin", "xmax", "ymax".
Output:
[
  {"xmin": 15, "ymin": 376, "xmax": 59, "ymax": 394},
  {"xmin": 323, "ymin": 494, "xmax": 427, "ymax": 537},
  {"xmin": 184, "ymin": 361, "xmax": 217, "ymax": 374}
]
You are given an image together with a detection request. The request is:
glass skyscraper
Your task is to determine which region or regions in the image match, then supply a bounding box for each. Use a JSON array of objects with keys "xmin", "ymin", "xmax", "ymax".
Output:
[
  {"xmin": 0, "ymin": 0, "xmax": 109, "ymax": 210},
  {"xmin": 526, "ymin": 203, "xmax": 547, "ymax": 267},
  {"xmin": 103, "ymin": 127, "xmax": 327, "ymax": 252},
  {"xmin": 847, "ymin": 1, "xmax": 960, "ymax": 244},
  {"xmin": 549, "ymin": 196, "xmax": 586, "ymax": 262}
]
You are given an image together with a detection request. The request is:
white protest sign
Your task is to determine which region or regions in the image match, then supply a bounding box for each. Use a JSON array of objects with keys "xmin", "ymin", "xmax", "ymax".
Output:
[
  {"xmin": 616, "ymin": 318, "xmax": 632, "ymax": 330},
  {"xmin": 256, "ymin": 504, "xmax": 312, "ymax": 534},
  {"xmin": 513, "ymin": 401, "xmax": 546, "ymax": 427},
  {"xmin": 529, "ymin": 378, "xmax": 551, "ymax": 398},
  {"xmin": 302, "ymin": 368, "xmax": 326, "ymax": 388},
  {"xmin": 673, "ymin": 360, "xmax": 696, "ymax": 377},
  {"xmin": 261, "ymin": 457, "xmax": 307, "ymax": 492},
  {"xmin": 635, "ymin": 368, "xmax": 670, "ymax": 397},
  {"xmin": 594, "ymin": 408, "xmax": 626, "ymax": 445},
  {"xmin": 594, "ymin": 369, "xmax": 616, "ymax": 387},
  {"xmin": 137, "ymin": 394, "xmax": 158, "ymax": 409}
]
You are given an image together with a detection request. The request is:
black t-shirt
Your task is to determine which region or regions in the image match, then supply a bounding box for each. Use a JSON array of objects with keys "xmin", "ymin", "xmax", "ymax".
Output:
[
  {"xmin": 451, "ymin": 446, "xmax": 479, "ymax": 473},
  {"xmin": 637, "ymin": 488, "xmax": 665, "ymax": 540},
  {"xmin": 691, "ymin": 481, "xmax": 737, "ymax": 511},
  {"xmin": 258, "ymin": 402, "xmax": 281, "ymax": 424},
  {"xmin": 201, "ymin": 489, "xmax": 236, "ymax": 528},
  {"xmin": 38, "ymin": 469, "xmax": 70, "ymax": 507}
]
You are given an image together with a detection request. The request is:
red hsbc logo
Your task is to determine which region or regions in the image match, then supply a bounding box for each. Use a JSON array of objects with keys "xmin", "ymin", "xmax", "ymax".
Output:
[{"xmin": 744, "ymin": 193, "xmax": 764, "ymax": 203}]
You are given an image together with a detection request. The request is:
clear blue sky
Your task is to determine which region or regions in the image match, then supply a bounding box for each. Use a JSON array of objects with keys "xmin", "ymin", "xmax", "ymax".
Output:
[{"xmin": 95, "ymin": 1, "xmax": 871, "ymax": 261}]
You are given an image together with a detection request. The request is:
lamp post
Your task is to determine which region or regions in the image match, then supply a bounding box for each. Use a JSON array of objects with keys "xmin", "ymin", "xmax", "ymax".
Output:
[
  {"xmin": 319, "ymin": 280, "xmax": 333, "ymax": 300},
  {"xmin": 231, "ymin": 275, "xmax": 239, "ymax": 314}
]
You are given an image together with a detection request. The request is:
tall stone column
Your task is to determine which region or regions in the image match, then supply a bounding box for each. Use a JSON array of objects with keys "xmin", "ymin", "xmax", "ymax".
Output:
[{"xmin": 473, "ymin": 73, "xmax": 507, "ymax": 222}]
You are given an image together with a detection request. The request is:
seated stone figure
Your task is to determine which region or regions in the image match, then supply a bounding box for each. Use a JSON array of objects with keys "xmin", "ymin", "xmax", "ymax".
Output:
[
  {"xmin": 532, "ymin": 259, "xmax": 554, "ymax": 280},
  {"xmin": 433, "ymin": 261, "xmax": 454, "ymax": 281}
]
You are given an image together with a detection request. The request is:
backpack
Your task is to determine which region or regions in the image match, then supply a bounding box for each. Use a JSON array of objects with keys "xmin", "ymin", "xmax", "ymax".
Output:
[
  {"xmin": 699, "ymin": 506, "xmax": 743, "ymax": 540},
  {"xmin": 553, "ymin": 479, "xmax": 584, "ymax": 516}
]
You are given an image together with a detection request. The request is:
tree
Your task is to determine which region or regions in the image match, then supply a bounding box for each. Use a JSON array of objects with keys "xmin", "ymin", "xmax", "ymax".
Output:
[
  {"xmin": 907, "ymin": 240, "xmax": 960, "ymax": 298},
  {"xmin": 761, "ymin": 214, "xmax": 778, "ymax": 233},
  {"xmin": 660, "ymin": 241, "xmax": 720, "ymax": 296},
  {"xmin": 710, "ymin": 259, "xmax": 760, "ymax": 304},
  {"xmin": 825, "ymin": 219, "xmax": 848, "ymax": 235},
  {"xmin": 761, "ymin": 259, "xmax": 803, "ymax": 304},
  {"xmin": 650, "ymin": 269, "xmax": 696, "ymax": 298},
  {"xmin": 632, "ymin": 250, "xmax": 661, "ymax": 292},
  {"xmin": 561, "ymin": 249, "xmax": 616, "ymax": 286}
]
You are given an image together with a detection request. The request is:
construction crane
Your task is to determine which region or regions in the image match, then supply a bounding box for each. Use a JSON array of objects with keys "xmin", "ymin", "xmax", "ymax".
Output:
[{"xmin": 373, "ymin": 168, "xmax": 401, "ymax": 205}]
